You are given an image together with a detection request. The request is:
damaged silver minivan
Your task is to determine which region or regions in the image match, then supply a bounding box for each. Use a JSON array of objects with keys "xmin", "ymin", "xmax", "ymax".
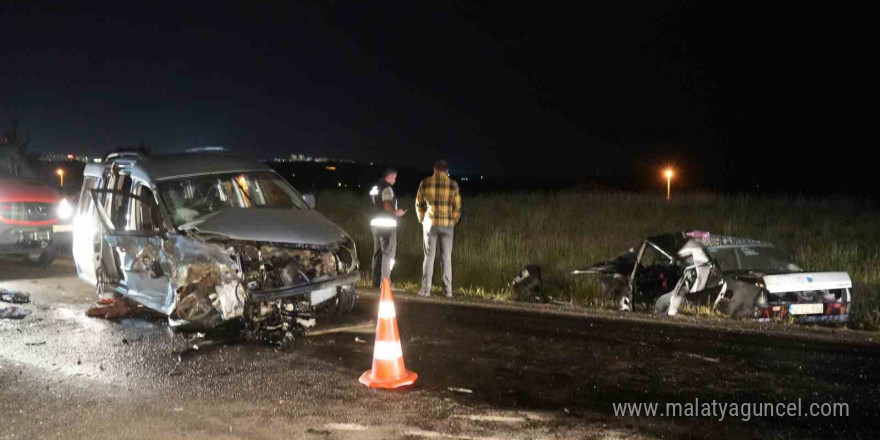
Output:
[
  {"xmin": 72, "ymin": 151, "xmax": 359, "ymax": 340},
  {"xmin": 575, "ymin": 231, "xmax": 852, "ymax": 324}
]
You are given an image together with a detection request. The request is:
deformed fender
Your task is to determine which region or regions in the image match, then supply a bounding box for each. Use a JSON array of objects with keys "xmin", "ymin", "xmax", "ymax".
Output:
[{"xmin": 166, "ymin": 235, "xmax": 246, "ymax": 321}]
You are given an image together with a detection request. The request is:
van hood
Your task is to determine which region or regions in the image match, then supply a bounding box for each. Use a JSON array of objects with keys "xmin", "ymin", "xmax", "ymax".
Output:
[
  {"xmin": 0, "ymin": 176, "xmax": 61, "ymax": 203},
  {"xmin": 179, "ymin": 208, "xmax": 349, "ymax": 246}
]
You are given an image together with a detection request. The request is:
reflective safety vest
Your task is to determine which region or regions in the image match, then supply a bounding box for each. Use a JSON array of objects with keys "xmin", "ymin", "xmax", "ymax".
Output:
[{"xmin": 370, "ymin": 179, "xmax": 397, "ymax": 228}]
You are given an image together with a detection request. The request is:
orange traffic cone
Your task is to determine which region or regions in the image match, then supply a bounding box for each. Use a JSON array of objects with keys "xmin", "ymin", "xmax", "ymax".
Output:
[{"xmin": 359, "ymin": 278, "xmax": 418, "ymax": 389}]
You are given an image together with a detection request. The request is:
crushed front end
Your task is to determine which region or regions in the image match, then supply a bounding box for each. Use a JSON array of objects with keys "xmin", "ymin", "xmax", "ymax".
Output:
[
  {"xmin": 235, "ymin": 239, "xmax": 359, "ymax": 342},
  {"xmin": 167, "ymin": 233, "xmax": 359, "ymax": 343}
]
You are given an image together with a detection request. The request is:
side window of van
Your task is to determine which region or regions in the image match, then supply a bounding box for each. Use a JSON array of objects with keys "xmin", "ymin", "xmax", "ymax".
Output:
[
  {"xmin": 109, "ymin": 175, "xmax": 133, "ymax": 229},
  {"xmin": 129, "ymin": 184, "xmax": 162, "ymax": 233},
  {"xmin": 77, "ymin": 176, "xmax": 98, "ymax": 215}
]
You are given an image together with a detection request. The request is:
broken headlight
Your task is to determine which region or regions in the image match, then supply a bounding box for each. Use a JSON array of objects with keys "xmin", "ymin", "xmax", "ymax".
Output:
[{"xmin": 335, "ymin": 237, "xmax": 358, "ymax": 274}]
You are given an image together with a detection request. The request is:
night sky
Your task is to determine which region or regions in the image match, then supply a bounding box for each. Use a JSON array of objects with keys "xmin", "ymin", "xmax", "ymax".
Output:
[{"xmin": 2, "ymin": 1, "xmax": 877, "ymax": 192}]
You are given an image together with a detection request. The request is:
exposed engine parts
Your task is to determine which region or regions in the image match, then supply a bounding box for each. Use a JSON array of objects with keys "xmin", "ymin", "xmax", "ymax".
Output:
[
  {"xmin": 175, "ymin": 237, "xmax": 357, "ymax": 343},
  {"xmin": 101, "ymin": 232, "xmax": 359, "ymax": 345},
  {"xmin": 236, "ymin": 243, "xmax": 353, "ymax": 294}
]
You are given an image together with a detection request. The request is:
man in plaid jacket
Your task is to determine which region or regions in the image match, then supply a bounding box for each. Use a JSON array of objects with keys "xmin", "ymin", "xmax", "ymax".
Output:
[{"xmin": 415, "ymin": 160, "xmax": 461, "ymax": 297}]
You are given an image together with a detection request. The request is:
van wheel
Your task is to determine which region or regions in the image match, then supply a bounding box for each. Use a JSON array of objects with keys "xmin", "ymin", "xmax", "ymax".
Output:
[
  {"xmin": 335, "ymin": 285, "xmax": 357, "ymax": 314},
  {"xmin": 23, "ymin": 246, "xmax": 59, "ymax": 267}
]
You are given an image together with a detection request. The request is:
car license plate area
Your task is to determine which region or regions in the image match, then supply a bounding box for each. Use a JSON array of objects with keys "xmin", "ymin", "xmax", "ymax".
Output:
[
  {"xmin": 53, "ymin": 224, "xmax": 72, "ymax": 233},
  {"xmin": 789, "ymin": 303, "xmax": 824, "ymax": 315}
]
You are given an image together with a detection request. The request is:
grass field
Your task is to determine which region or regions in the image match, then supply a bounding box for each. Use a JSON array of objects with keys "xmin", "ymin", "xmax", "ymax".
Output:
[{"xmin": 316, "ymin": 190, "xmax": 880, "ymax": 330}]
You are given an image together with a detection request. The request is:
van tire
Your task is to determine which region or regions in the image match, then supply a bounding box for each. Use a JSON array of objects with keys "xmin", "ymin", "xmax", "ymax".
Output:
[
  {"xmin": 23, "ymin": 246, "xmax": 59, "ymax": 267},
  {"xmin": 335, "ymin": 285, "xmax": 357, "ymax": 314}
]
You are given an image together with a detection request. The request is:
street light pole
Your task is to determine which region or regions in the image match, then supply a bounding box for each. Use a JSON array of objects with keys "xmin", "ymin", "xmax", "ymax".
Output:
[
  {"xmin": 664, "ymin": 169, "xmax": 673, "ymax": 201},
  {"xmin": 56, "ymin": 168, "xmax": 65, "ymax": 188}
]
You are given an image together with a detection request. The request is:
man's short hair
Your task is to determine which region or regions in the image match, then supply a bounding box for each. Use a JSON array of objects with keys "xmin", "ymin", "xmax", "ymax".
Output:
[
  {"xmin": 433, "ymin": 160, "xmax": 449, "ymax": 172},
  {"xmin": 383, "ymin": 168, "xmax": 397, "ymax": 177}
]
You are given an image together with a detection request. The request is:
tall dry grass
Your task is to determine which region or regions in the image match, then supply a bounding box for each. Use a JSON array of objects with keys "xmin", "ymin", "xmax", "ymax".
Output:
[{"xmin": 317, "ymin": 190, "xmax": 880, "ymax": 330}]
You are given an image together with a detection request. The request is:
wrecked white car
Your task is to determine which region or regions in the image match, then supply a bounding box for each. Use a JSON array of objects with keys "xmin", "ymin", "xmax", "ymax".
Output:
[
  {"xmin": 72, "ymin": 151, "xmax": 359, "ymax": 341},
  {"xmin": 575, "ymin": 231, "xmax": 851, "ymax": 324}
]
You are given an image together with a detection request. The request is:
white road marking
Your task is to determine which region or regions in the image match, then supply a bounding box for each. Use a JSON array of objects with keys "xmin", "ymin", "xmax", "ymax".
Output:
[
  {"xmin": 447, "ymin": 387, "xmax": 473, "ymax": 393},
  {"xmin": 683, "ymin": 352, "xmax": 720, "ymax": 363},
  {"xmin": 306, "ymin": 321, "xmax": 375, "ymax": 336},
  {"xmin": 453, "ymin": 415, "xmax": 527, "ymax": 423},
  {"xmin": 325, "ymin": 423, "xmax": 368, "ymax": 431},
  {"xmin": 404, "ymin": 429, "xmax": 510, "ymax": 440}
]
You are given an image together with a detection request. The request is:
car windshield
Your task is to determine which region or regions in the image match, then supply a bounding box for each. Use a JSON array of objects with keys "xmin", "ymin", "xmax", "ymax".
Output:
[
  {"xmin": 707, "ymin": 245, "xmax": 802, "ymax": 274},
  {"xmin": 157, "ymin": 171, "xmax": 309, "ymax": 226}
]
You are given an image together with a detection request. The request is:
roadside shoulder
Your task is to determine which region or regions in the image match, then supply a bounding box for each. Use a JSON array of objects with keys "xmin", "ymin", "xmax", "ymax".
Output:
[{"xmin": 357, "ymin": 288, "xmax": 880, "ymax": 346}]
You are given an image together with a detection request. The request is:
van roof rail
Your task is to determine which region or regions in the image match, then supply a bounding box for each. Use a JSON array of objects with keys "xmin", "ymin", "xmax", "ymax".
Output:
[{"xmin": 103, "ymin": 151, "xmax": 143, "ymax": 162}]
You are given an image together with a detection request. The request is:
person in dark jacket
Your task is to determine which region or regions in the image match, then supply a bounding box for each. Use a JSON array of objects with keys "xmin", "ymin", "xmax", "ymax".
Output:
[{"xmin": 369, "ymin": 168, "xmax": 406, "ymax": 287}]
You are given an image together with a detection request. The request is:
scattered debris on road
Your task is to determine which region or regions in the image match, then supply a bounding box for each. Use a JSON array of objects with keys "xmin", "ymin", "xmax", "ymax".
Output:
[
  {"xmin": 1, "ymin": 288, "xmax": 30, "ymax": 304},
  {"xmin": 0, "ymin": 305, "xmax": 30, "ymax": 320},
  {"xmin": 510, "ymin": 265, "xmax": 551, "ymax": 303},
  {"xmin": 86, "ymin": 299, "xmax": 134, "ymax": 320}
]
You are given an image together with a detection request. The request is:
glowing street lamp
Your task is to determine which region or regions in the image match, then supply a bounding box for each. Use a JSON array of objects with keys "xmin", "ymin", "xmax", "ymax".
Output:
[
  {"xmin": 56, "ymin": 168, "xmax": 65, "ymax": 188},
  {"xmin": 664, "ymin": 168, "xmax": 674, "ymax": 201}
]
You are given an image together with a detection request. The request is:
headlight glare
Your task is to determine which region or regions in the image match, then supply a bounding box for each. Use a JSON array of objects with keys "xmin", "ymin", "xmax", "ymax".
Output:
[{"xmin": 57, "ymin": 198, "xmax": 73, "ymax": 219}]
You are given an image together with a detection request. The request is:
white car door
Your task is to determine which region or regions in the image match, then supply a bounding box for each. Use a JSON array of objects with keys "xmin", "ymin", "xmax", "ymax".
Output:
[
  {"xmin": 91, "ymin": 183, "xmax": 176, "ymax": 314},
  {"xmin": 72, "ymin": 176, "xmax": 99, "ymax": 286}
]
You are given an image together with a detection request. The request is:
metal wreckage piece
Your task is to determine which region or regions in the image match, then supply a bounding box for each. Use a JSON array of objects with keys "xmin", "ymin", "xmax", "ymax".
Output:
[
  {"xmin": 574, "ymin": 231, "xmax": 852, "ymax": 323},
  {"xmin": 510, "ymin": 264, "xmax": 553, "ymax": 303},
  {"xmin": 99, "ymin": 232, "xmax": 358, "ymax": 343}
]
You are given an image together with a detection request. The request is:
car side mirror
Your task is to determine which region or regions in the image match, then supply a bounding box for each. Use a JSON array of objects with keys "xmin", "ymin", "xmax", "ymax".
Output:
[{"xmin": 303, "ymin": 193, "xmax": 316, "ymax": 209}]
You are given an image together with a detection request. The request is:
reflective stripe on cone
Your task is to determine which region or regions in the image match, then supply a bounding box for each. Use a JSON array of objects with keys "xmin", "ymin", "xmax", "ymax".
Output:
[
  {"xmin": 372, "ymin": 341, "xmax": 403, "ymax": 361},
  {"xmin": 378, "ymin": 301, "xmax": 396, "ymax": 319}
]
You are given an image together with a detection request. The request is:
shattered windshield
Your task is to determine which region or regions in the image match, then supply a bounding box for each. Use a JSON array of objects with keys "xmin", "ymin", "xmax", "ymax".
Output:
[
  {"xmin": 707, "ymin": 245, "xmax": 802, "ymax": 274},
  {"xmin": 157, "ymin": 171, "xmax": 309, "ymax": 226}
]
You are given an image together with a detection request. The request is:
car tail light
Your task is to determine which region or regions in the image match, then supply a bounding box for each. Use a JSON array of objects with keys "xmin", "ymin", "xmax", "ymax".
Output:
[{"xmin": 826, "ymin": 302, "xmax": 847, "ymax": 315}]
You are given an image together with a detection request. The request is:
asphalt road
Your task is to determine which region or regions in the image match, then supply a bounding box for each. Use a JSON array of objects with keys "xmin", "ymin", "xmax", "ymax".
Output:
[{"xmin": 2, "ymin": 255, "xmax": 878, "ymax": 440}]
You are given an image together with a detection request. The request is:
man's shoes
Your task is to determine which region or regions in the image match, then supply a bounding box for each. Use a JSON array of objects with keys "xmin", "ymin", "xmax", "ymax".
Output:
[
  {"xmin": 445, "ymin": 292, "xmax": 453, "ymax": 298},
  {"xmin": 417, "ymin": 291, "xmax": 431, "ymax": 297}
]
